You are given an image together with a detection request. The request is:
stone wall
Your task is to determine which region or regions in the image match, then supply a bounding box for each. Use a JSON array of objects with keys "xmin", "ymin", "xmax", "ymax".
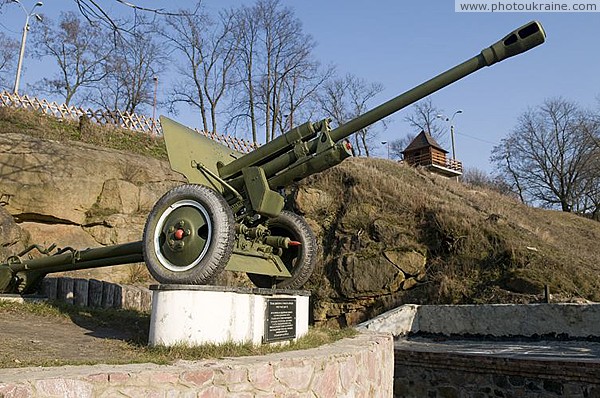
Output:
[
  {"xmin": 359, "ymin": 303, "xmax": 600, "ymax": 338},
  {"xmin": 414, "ymin": 303, "xmax": 600, "ymax": 338},
  {"xmin": 394, "ymin": 348, "xmax": 600, "ymax": 398},
  {"xmin": 0, "ymin": 332, "xmax": 393, "ymax": 397},
  {"xmin": 41, "ymin": 277, "xmax": 152, "ymax": 312},
  {"xmin": 359, "ymin": 304, "xmax": 600, "ymax": 398}
]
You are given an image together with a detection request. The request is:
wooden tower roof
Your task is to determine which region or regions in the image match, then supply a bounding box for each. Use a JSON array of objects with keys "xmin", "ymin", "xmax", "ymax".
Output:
[{"xmin": 402, "ymin": 130, "xmax": 448, "ymax": 154}]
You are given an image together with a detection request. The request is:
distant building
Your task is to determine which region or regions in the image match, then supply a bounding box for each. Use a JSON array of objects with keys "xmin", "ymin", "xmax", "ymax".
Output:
[{"xmin": 401, "ymin": 130, "xmax": 463, "ymax": 178}]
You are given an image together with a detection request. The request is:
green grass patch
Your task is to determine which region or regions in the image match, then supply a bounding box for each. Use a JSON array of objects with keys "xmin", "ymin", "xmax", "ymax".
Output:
[{"xmin": 147, "ymin": 327, "xmax": 358, "ymax": 360}]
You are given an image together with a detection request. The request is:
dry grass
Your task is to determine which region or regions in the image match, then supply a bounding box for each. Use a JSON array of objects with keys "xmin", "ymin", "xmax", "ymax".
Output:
[
  {"xmin": 299, "ymin": 157, "xmax": 600, "ymax": 305},
  {"xmin": 124, "ymin": 263, "xmax": 154, "ymax": 285},
  {"xmin": 0, "ymin": 107, "xmax": 167, "ymax": 160}
]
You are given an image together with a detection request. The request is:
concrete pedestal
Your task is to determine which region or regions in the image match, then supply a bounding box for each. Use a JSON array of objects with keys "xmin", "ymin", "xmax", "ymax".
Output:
[{"xmin": 148, "ymin": 285, "xmax": 310, "ymax": 346}]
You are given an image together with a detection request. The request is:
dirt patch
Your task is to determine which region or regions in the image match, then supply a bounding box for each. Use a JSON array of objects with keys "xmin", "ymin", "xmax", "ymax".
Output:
[{"xmin": 0, "ymin": 302, "xmax": 150, "ymax": 368}]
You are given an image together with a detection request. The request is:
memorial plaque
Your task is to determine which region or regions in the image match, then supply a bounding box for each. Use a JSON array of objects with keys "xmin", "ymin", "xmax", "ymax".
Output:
[{"xmin": 264, "ymin": 298, "xmax": 296, "ymax": 343}]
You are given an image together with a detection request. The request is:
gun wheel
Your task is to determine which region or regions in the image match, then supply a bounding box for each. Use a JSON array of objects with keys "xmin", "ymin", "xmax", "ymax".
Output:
[
  {"xmin": 247, "ymin": 211, "xmax": 317, "ymax": 290},
  {"xmin": 143, "ymin": 184, "xmax": 234, "ymax": 285}
]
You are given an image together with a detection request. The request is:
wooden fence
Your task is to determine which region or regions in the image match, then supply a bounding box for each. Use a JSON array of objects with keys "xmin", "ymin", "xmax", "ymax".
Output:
[{"xmin": 0, "ymin": 90, "xmax": 258, "ymax": 153}]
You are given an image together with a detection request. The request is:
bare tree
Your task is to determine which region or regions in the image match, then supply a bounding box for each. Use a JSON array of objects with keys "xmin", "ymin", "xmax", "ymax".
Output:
[
  {"xmin": 575, "ymin": 114, "xmax": 600, "ymax": 218},
  {"xmin": 227, "ymin": 4, "xmax": 259, "ymax": 142},
  {"xmin": 29, "ymin": 12, "xmax": 112, "ymax": 105},
  {"xmin": 317, "ymin": 73, "xmax": 384, "ymax": 157},
  {"xmin": 389, "ymin": 133, "xmax": 419, "ymax": 160},
  {"xmin": 390, "ymin": 97, "xmax": 445, "ymax": 160},
  {"xmin": 71, "ymin": 0, "xmax": 181, "ymax": 33},
  {"xmin": 229, "ymin": 0, "xmax": 327, "ymax": 143},
  {"xmin": 163, "ymin": 2, "xmax": 236, "ymax": 134},
  {"xmin": 405, "ymin": 98, "xmax": 446, "ymax": 139},
  {"xmin": 0, "ymin": 32, "xmax": 18, "ymax": 90},
  {"xmin": 278, "ymin": 63, "xmax": 334, "ymax": 133},
  {"xmin": 579, "ymin": 156, "xmax": 600, "ymax": 219},
  {"xmin": 348, "ymin": 77, "xmax": 385, "ymax": 157},
  {"xmin": 491, "ymin": 98, "xmax": 600, "ymax": 213},
  {"xmin": 317, "ymin": 75, "xmax": 348, "ymax": 127},
  {"xmin": 93, "ymin": 17, "xmax": 165, "ymax": 114},
  {"xmin": 389, "ymin": 138, "xmax": 412, "ymax": 160}
]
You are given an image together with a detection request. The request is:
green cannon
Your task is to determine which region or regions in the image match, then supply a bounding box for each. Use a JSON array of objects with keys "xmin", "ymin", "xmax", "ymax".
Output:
[{"xmin": 0, "ymin": 21, "xmax": 545, "ymax": 294}]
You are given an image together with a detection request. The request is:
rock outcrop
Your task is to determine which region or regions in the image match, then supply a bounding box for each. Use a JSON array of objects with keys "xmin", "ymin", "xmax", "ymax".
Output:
[
  {"xmin": 0, "ymin": 133, "xmax": 185, "ymax": 282},
  {"xmin": 0, "ymin": 206, "xmax": 28, "ymax": 260},
  {"xmin": 291, "ymin": 161, "xmax": 433, "ymax": 326}
]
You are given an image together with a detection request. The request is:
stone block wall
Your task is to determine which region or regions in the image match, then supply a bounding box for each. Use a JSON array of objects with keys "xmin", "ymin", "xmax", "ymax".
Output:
[
  {"xmin": 359, "ymin": 303, "xmax": 600, "ymax": 338},
  {"xmin": 41, "ymin": 277, "xmax": 152, "ymax": 312},
  {"xmin": 0, "ymin": 332, "xmax": 393, "ymax": 397},
  {"xmin": 394, "ymin": 348, "xmax": 600, "ymax": 398},
  {"xmin": 358, "ymin": 304, "xmax": 600, "ymax": 398}
]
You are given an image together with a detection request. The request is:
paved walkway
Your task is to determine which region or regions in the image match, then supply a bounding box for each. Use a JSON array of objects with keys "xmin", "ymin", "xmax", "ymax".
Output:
[{"xmin": 395, "ymin": 336, "xmax": 600, "ymax": 363}]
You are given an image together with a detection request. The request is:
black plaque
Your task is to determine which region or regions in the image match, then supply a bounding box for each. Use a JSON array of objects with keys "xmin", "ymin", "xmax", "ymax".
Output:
[{"xmin": 264, "ymin": 298, "xmax": 296, "ymax": 343}]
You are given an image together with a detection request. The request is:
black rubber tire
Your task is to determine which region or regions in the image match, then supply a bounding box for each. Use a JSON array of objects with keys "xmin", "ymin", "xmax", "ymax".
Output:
[
  {"xmin": 247, "ymin": 211, "xmax": 317, "ymax": 289},
  {"xmin": 143, "ymin": 184, "xmax": 234, "ymax": 285}
]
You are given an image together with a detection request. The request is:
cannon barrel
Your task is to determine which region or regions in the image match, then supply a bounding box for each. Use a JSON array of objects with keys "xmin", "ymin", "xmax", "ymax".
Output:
[
  {"xmin": 217, "ymin": 22, "xmax": 546, "ymax": 193},
  {"xmin": 6, "ymin": 241, "xmax": 144, "ymax": 274},
  {"xmin": 328, "ymin": 20, "xmax": 545, "ymax": 143},
  {"xmin": 224, "ymin": 21, "xmax": 545, "ymax": 183},
  {"xmin": 247, "ymin": 21, "xmax": 546, "ymax": 187}
]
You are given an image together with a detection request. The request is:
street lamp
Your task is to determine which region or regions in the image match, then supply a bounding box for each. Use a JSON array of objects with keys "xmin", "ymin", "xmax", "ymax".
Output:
[
  {"xmin": 12, "ymin": 0, "xmax": 43, "ymax": 95},
  {"xmin": 436, "ymin": 110, "xmax": 463, "ymax": 160},
  {"xmin": 381, "ymin": 141, "xmax": 390, "ymax": 159}
]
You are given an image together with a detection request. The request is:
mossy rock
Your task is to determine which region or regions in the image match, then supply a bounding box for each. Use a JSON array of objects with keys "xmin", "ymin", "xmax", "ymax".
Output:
[
  {"xmin": 333, "ymin": 253, "xmax": 405, "ymax": 298},
  {"xmin": 500, "ymin": 271, "xmax": 545, "ymax": 294},
  {"xmin": 383, "ymin": 250, "xmax": 426, "ymax": 276}
]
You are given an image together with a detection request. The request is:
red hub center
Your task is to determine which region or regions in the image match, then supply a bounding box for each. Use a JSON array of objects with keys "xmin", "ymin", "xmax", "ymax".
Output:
[{"xmin": 174, "ymin": 228, "xmax": 185, "ymax": 240}]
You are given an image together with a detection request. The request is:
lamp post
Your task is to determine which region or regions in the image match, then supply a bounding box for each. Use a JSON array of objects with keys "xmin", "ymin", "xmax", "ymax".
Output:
[
  {"xmin": 436, "ymin": 110, "xmax": 463, "ymax": 160},
  {"xmin": 381, "ymin": 141, "xmax": 390, "ymax": 159},
  {"xmin": 12, "ymin": 0, "xmax": 43, "ymax": 95}
]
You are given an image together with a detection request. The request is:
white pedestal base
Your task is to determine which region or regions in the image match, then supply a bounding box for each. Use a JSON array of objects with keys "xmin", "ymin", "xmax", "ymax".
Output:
[{"xmin": 148, "ymin": 285, "xmax": 310, "ymax": 346}]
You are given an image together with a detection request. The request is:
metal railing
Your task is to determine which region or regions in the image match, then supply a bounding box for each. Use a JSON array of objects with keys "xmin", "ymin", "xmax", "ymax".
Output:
[{"xmin": 405, "ymin": 152, "xmax": 463, "ymax": 173}]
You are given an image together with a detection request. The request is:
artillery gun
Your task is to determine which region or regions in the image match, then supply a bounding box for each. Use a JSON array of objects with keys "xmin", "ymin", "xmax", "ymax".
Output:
[{"xmin": 0, "ymin": 21, "xmax": 546, "ymax": 295}]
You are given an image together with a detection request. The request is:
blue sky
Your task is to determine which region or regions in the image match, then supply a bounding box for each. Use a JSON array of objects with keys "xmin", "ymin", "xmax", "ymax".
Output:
[{"xmin": 2, "ymin": 1, "xmax": 599, "ymax": 173}]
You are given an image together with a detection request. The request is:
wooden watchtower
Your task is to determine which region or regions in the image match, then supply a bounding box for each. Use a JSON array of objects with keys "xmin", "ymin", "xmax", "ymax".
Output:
[{"xmin": 401, "ymin": 130, "xmax": 463, "ymax": 178}]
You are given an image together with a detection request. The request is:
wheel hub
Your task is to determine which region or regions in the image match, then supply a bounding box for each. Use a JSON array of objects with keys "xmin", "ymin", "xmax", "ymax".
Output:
[
  {"xmin": 166, "ymin": 228, "xmax": 187, "ymax": 251},
  {"xmin": 153, "ymin": 200, "xmax": 213, "ymax": 272},
  {"xmin": 165, "ymin": 222, "xmax": 189, "ymax": 251}
]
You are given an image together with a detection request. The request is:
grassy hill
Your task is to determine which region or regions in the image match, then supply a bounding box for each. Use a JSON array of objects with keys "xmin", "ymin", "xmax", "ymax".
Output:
[
  {"xmin": 296, "ymin": 157, "xmax": 600, "ymax": 313},
  {"xmin": 2, "ymin": 106, "xmax": 599, "ymax": 326}
]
